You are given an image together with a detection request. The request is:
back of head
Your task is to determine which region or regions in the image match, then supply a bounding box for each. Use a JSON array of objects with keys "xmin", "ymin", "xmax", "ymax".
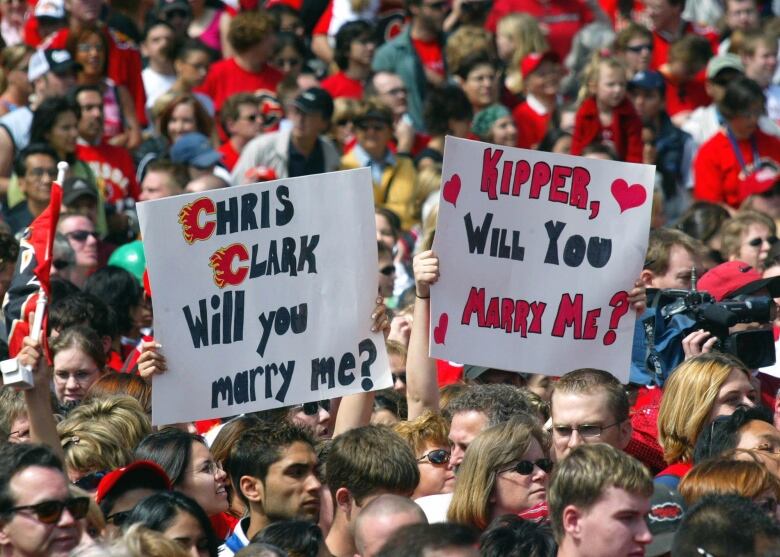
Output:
[
  {"xmin": 671, "ymin": 494, "xmax": 780, "ymax": 556},
  {"xmin": 375, "ymin": 523, "xmax": 479, "ymax": 557},
  {"xmin": 118, "ymin": 523, "xmax": 190, "ymax": 557},
  {"xmin": 48, "ymin": 292, "xmax": 116, "ymax": 339},
  {"xmin": 693, "ymin": 406, "xmax": 773, "ymax": 463},
  {"xmin": 325, "ymin": 425, "xmax": 419, "ymax": 503},
  {"xmin": 354, "ymin": 494, "xmax": 427, "ymax": 550},
  {"xmin": 718, "ymin": 76, "xmax": 766, "ymax": 119},
  {"xmin": 84, "ymin": 374, "xmax": 152, "ymax": 415},
  {"xmin": 479, "ymin": 515, "xmax": 557, "ymax": 557},
  {"xmin": 548, "ymin": 444, "xmax": 652, "ymax": 542},
  {"xmin": 59, "ymin": 395, "xmax": 151, "ymax": 452},
  {"xmin": 235, "ymin": 543, "xmax": 287, "ymax": 557},
  {"xmin": 253, "ymin": 520, "xmax": 323, "ymax": 557},
  {"xmin": 445, "ymin": 383, "xmax": 535, "ymax": 426},
  {"xmin": 552, "ymin": 368, "xmax": 629, "ymax": 423},
  {"xmin": 678, "ymin": 457, "xmax": 780, "ymax": 507}
]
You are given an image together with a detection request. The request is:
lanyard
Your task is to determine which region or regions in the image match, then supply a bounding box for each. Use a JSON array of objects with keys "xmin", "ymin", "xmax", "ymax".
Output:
[{"xmin": 725, "ymin": 124, "xmax": 760, "ymax": 173}]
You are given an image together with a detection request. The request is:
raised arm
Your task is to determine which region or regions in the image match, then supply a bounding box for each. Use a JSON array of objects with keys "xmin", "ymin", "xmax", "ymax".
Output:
[{"xmin": 406, "ymin": 250, "xmax": 440, "ymax": 419}]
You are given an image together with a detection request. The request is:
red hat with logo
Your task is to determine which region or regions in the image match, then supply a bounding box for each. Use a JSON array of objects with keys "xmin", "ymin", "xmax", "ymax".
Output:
[
  {"xmin": 520, "ymin": 51, "xmax": 561, "ymax": 78},
  {"xmin": 697, "ymin": 260, "xmax": 780, "ymax": 301},
  {"xmin": 95, "ymin": 460, "xmax": 172, "ymax": 504},
  {"xmin": 739, "ymin": 162, "xmax": 780, "ymax": 202}
]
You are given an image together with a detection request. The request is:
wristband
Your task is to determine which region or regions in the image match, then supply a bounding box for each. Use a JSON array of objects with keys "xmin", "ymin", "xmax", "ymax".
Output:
[{"xmin": 416, "ymin": 293, "xmax": 430, "ymax": 299}]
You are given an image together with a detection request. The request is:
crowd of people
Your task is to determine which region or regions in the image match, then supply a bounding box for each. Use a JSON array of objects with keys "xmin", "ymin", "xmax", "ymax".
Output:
[{"xmin": 4, "ymin": 0, "xmax": 780, "ymax": 555}]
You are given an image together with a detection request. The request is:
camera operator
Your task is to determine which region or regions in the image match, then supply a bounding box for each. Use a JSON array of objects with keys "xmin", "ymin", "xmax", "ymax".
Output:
[{"xmin": 640, "ymin": 228, "xmax": 705, "ymax": 291}]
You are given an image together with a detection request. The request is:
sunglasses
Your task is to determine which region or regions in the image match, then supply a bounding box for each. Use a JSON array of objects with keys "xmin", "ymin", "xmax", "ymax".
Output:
[
  {"xmin": 417, "ymin": 449, "xmax": 450, "ymax": 464},
  {"xmin": 392, "ymin": 372, "xmax": 406, "ymax": 384},
  {"xmin": 626, "ymin": 43, "xmax": 652, "ymax": 53},
  {"xmin": 758, "ymin": 497, "xmax": 778, "ymax": 514},
  {"xmin": 379, "ymin": 264, "xmax": 395, "ymax": 276},
  {"xmin": 27, "ymin": 167, "xmax": 57, "ymax": 179},
  {"xmin": 164, "ymin": 8, "xmax": 189, "ymax": 19},
  {"xmin": 499, "ymin": 458, "xmax": 554, "ymax": 475},
  {"xmin": 747, "ymin": 235, "xmax": 779, "ymax": 247},
  {"xmin": 106, "ymin": 509, "xmax": 132, "ymax": 527},
  {"xmin": 301, "ymin": 400, "xmax": 330, "ymax": 416},
  {"xmin": 66, "ymin": 230, "xmax": 99, "ymax": 242},
  {"xmin": 9, "ymin": 497, "xmax": 90, "ymax": 524},
  {"xmin": 73, "ymin": 470, "xmax": 107, "ymax": 491},
  {"xmin": 358, "ymin": 122, "xmax": 389, "ymax": 132}
]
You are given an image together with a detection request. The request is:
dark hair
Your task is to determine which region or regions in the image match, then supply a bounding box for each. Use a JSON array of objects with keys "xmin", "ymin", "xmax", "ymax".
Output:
[
  {"xmin": 83, "ymin": 266, "xmax": 142, "ymax": 337},
  {"xmin": 49, "ymin": 276, "xmax": 81, "ymax": 303},
  {"xmin": 334, "ymin": 20, "xmax": 374, "ymax": 70},
  {"xmin": 30, "ymin": 96, "xmax": 79, "ymax": 160},
  {"xmin": 674, "ymin": 201, "xmax": 731, "ymax": 245},
  {"xmin": 453, "ymin": 51, "xmax": 495, "ymax": 81},
  {"xmin": 718, "ymin": 76, "xmax": 766, "ymax": 120},
  {"xmin": 445, "ymin": 384, "xmax": 535, "ymax": 427},
  {"xmin": 14, "ymin": 142, "xmax": 58, "ymax": 178},
  {"xmin": 143, "ymin": 158, "xmax": 190, "ymax": 192},
  {"xmin": 123, "ymin": 491, "xmax": 219, "ymax": 557},
  {"xmin": 325, "ymin": 425, "xmax": 419, "ymax": 504},
  {"xmin": 0, "ymin": 444, "xmax": 63, "ymax": 517},
  {"xmin": 693, "ymin": 405, "xmax": 774, "ymax": 464},
  {"xmin": 49, "ymin": 324, "xmax": 107, "ymax": 371},
  {"xmin": 68, "ymin": 84, "xmax": 103, "ymax": 106},
  {"xmin": 480, "ymin": 515, "xmax": 557, "ymax": 557},
  {"xmin": 143, "ymin": 18, "xmax": 175, "ymax": 41},
  {"xmin": 538, "ymin": 129, "xmax": 572, "ymax": 153},
  {"xmin": 0, "ymin": 231, "xmax": 18, "ymax": 267},
  {"xmin": 376, "ymin": 523, "xmax": 479, "ymax": 557},
  {"xmin": 581, "ymin": 142, "xmax": 619, "ymax": 160},
  {"xmin": 225, "ymin": 422, "xmax": 316, "ymax": 507},
  {"xmin": 158, "ymin": 94, "xmax": 214, "ymax": 141},
  {"xmin": 671, "ymin": 494, "xmax": 780, "ymax": 556},
  {"xmin": 253, "ymin": 520, "xmax": 324, "ymax": 557},
  {"xmin": 273, "ymin": 31, "xmax": 306, "ymax": 60},
  {"xmin": 66, "ymin": 23, "xmax": 109, "ymax": 76},
  {"xmin": 423, "ymin": 85, "xmax": 473, "ymax": 136},
  {"xmin": 48, "ymin": 292, "xmax": 117, "ymax": 339},
  {"xmin": 134, "ymin": 429, "xmax": 206, "ymax": 487},
  {"xmin": 173, "ymin": 38, "xmax": 214, "ymax": 63}
]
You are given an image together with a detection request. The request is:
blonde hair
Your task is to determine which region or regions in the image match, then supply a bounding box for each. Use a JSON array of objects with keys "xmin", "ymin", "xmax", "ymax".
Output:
[
  {"xmin": 576, "ymin": 54, "xmax": 628, "ymax": 106},
  {"xmin": 120, "ymin": 524, "xmax": 190, "ymax": 557},
  {"xmin": 679, "ymin": 458, "xmax": 780, "ymax": 507},
  {"xmin": 393, "ymin": 411, "xmax": 450, "ymax": 455},
  {"xmin": 658, "ymin": 353, "xmax": 751, "ymax": 465},
  {"xmin": 414, "ymin": 164, "xmax": 441, "ymax": 223},
  {"xmin": 447, "ymin": 416, "xmax": 549, "ymax": 530},
  {"xmin": 720, "ymin": 210, "xmax": 777, "ymax": 261},
  {"xmin": 445, "ymin": 26, "xmax": 495, "ymax": 77},
  {"xmin": 496, "ymin": 13, "xmax": 548, "ymax": 94},
  {"xmin": 70, "ymin": 484, "xmax": 105, "ymax": 540}
]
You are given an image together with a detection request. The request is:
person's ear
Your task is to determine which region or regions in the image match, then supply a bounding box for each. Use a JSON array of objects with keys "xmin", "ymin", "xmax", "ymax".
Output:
[
  {"xmin": 335, "ymin": 487, "xmax": 353, "ymax": 516},
  {"xmin": 562, "ymin": 504, "xmax": 583, "ymax": 539},
  {"xmin": 618, "ymin": 418, "xmax": 633, "ymax": 451},
  {"xmin": 239, "ymin": 475, "xmax": 264, "ymax": 504},
  {"xmin": 101, "ymin": 335, "xmax": 112, "ymax": 355},
  {"xmin": 639, "ymin": 269, "xmax": 655, "ymax": 288}
]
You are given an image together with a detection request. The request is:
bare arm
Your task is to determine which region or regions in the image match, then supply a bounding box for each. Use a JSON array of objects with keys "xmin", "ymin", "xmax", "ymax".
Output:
[
  {"xmin": 219, "ymin": 11, "xmax": 234, "ymax": 59},
  {"xmin": 311, "ymin": 34, "xmax": 334, "ymax": 65},
  {"xmin": 406, "ymin": 250, "xmax": 440, "ymax": 419},
  {"xmin": 18, "ymin": 335, "xmax": 63, "ymax": 459}
]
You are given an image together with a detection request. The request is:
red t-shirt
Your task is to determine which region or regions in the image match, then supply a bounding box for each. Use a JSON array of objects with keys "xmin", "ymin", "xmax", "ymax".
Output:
[
  {"xmin": 47, "ymin": 27, "xmax": 147, "ymax": 127},
  {"xmin": 197, "ymin": 58, "xmax": 284, "ymax": 113},
  {"xmin": 651, "ymin": 22, "xmax": 719, "ymax": 70},
  {"xmin": 76, "ymin": 143, "xmax": 140, "ymax": 204},
  {"xmin": 218, "ymin": 141, "xmax": 240, "ymax": 171},
  {"xmin": 486, "ymin": 0, "xmax": 593, "ymax": 59},
  {"xmin": 321, "ymin": 71, "xmax": 364, "ymax": 100},
  {"xmin": 512, "ymin": 98, "xmax": 551, "ymax": 149},
  {"xmin": 411, "ymin": 37, "xmax": 445, "ymax": 78},
  {"xmin": 663, "ymin": 71, "xmax": 711, "ymax": 117},
  {"xmin": 693, "ymin": 129, "xmax": 780, "ymax": 208}
]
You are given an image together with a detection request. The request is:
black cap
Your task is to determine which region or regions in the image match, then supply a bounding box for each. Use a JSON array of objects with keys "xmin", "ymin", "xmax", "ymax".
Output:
[
  {"xmin": 62, "ymin": 176, "xmax": 98, "ymax": 206},
  {"xmin": 293, "ymin": 87, "xmax": 334, "ymax": 120},
  {"xmin": 628, "ymin": 70, "xmax": 666, "ymax": 94}
]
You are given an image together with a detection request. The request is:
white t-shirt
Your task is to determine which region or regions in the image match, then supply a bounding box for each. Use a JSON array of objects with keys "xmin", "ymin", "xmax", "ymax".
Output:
[{"xmin": 414, "ymin": 492, "xmax": 453, "ymax": 524}]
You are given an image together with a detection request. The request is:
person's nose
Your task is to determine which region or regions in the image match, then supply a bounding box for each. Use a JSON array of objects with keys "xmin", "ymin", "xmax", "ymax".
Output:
[
  {"xmin": 215, "ymin": 466, "xmax": 227, "ymax": 483},
  {"xmin": 636, "ymin": 520, "xmax": 653, "ymax": 544},
  {"xmin": 306, "ymin": 472, "xmax": 322, "ymax": 493},
  {"xmin": 66, "ymin": 374, "xmax": 80, "ymax": 391},
  {"xmin": 567, "ymin": 429, "xmax": 583, "ymax": 449},
  {"xmin": 318, "ymin": 407, "xmax": 330, "ymax": 425},
  {"xmin": 58, "ymin": 506, "xmax": 77, "ymax": 528}
]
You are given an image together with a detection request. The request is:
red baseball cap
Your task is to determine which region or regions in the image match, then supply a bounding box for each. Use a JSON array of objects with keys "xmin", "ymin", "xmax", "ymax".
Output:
[
  {"xmin": 697, "ymin": 260, "xmax": 780, "ymax": 301},
  {"xmin": 95, "ymin": 460, "xmax": 172, "ymax": 504},
  {"xmin": 520, "ymin": 51, "xmax": 560, "ymax": 78},
  {"xmin": 739, "ymin": 163, "xmax": 780, "ymax": 202}
]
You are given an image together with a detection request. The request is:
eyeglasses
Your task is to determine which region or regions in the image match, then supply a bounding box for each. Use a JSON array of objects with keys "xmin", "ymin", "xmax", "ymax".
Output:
[
  {"xmin": 552, "ymin": 421, "xmax": 622, "ymax": 439},
  {"xmin": 417, "ymin": 449, "xmax": 450, "ymax": 465},
  {"xmin": 73, "ymin": 470, "xmax": 107, "ymax": 491},
  {"xmin": 105, "ymin": 510, "xmax": 131, "ymax": 527},
  {"xmin": 392, "ymin": 372, "xmax": 406, "ymax": 384},
  {"xmin": 626, "ymin": 43, "xmax": 652, "ymax": 53},
  {"xmin": 9, "ymin": 497, "xmax": 90, "ymax": 524},
  {"xmin": 301, "ymin": 400, "xmax": 330, "ymax": 416},
  {"xmin": 27, "ymin": 167, "xmax": 57, "ymax": 179},
  {"xmin": 359, "ymin": 122, "xmax": 390, "ymax": 132},
  {"xmin": 499, "ymin": 458, "xmax": 554, "ymax": 475},
  {"xmin": 757, "ymin": 497, "xmax": 778, "ymax": 514},
  {"xmin": 379, "ymin": 264, "xmax": 395, "ymax": 276},
  {"xmin": 65, "ymin": 230, "xmax": 99, "ymax": 242},
  {"xmin": 77, "ymin": 43, "xmax": 101, "ymax": 53},
  {"xmin": 747, "ymin": 235, "xmax": 779, "ymax": 247}
]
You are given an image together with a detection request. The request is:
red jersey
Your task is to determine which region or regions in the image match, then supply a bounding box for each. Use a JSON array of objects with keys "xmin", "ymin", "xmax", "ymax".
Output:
[
  {"xmin": 321, "ymin": 71, "xmax": 364, "ymax": 100},
  {"xmin": 650, "ymin": 21, "xmax": 719, "ymax": 70},
  {"xmin": 571, "ymin": 96, "xmax": 643, "ymax": 163},
  {"xmin": 486, "ymin": 0, "xmax": 593, "ymax": 59},
  {"xmin": 197, "ymin": 58, "xmax": 284, "ymax": 113},
  {"xmin": 218, "ymin": 141, "xmax": 240, "ymax": 171},
  {"xmin": 693, "ymin": 129, "xmax": 780, "ymax": 208},
  {"xmin": 663, "ymin": 70, "xmax": 711, "ymax": 117},
  {"xmin": 411, "ymin": 37, "xmax": 445, "ymax": 77},
  {"xmin": 47, "ymin": 27, "xmax": 147, "ymax": 126},
  {"xmin": 76, "ymin": 143, "xmax": 140, "ymax": 204},
  {"xmin": 512, "ymin": 96, "xmax": 552, "ymax": 149}
]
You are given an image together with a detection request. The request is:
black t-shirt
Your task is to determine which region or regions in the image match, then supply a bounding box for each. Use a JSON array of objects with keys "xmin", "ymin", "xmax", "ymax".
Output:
[{"xmin": 288, "ymin": 138, "xmax": 325, "ymax": 177}]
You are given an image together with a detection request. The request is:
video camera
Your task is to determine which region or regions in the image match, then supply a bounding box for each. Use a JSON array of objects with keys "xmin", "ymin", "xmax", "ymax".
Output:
[{"xmin": 657, "ymin": 272, "xmax": 776, "ymax": 369}]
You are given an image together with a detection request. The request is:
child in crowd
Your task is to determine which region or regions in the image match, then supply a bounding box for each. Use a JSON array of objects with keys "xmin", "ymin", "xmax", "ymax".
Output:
[{"xmin": 512, "ymin": 51, "xmax": 562, "ymax": 150}]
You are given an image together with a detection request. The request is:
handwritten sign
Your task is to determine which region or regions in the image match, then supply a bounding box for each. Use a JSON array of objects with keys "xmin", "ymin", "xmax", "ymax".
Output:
[
  {"xmin": 430, "ymin": 137, "xmax": 654, "ymax": 381},
  {"xmin": 138, "ymin": 168, "xmax": 391, "ymax": 425}
]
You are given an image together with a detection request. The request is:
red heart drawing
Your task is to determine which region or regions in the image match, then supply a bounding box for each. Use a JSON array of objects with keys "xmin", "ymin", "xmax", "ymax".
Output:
[
  {"xmin": 610, "ymin": 179, "xmax": 647, "ymax": 213},
  {"xmin": 433, "ymin": 313, "xmax": 448, "ymax": 345},
  {"xmin": 442, "ymin": 174, "xmax": 461, "ymax": 207}
]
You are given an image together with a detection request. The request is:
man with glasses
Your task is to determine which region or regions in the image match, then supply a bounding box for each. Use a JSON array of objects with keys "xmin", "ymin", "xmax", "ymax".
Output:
[
  {"xmin": 57, "ymin": 213, "xmax": 98, "ymax": 288},
  {"xmin": 550, "ymin": 368, "xmax": 633, "ymax": 461},
  {"xmin": 4, "ymin": 143, "xmax": 59, "ymax": 236},
  {"xmin": 0, "ymin": 443, "xmax": 85, "ymax": 556}
]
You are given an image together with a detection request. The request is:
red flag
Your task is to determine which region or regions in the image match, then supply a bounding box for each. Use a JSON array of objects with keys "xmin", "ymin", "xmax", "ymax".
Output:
[{"xmin": 3, "ymin": 176, "xmax": 62, "ymax": 360}]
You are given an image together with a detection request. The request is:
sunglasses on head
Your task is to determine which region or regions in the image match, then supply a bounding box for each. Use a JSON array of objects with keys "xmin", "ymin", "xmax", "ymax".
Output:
[
  {"xmin": 302, "ymin": 400, "xmax": 330, "ymax": 416},
  {"xmin": 9, "ymin": 497, "xmax": 90, "ymax": 524},
  {"xmin": 499, "ymin": 458, "xmax": 554, "ymax": 475},
  {"xmin": 747, "ymin": 235, "xmax": 779, "ymax": 247},
  {"xmin": 73, "ymin": 470, "xmax": 107, "ymax": 491},
  {"xmin": 417, "ymin": 449, "xmax": 450, "ymax": 464}
]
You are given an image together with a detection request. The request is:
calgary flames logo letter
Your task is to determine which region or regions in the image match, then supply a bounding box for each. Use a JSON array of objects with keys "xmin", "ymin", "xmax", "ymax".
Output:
[
  {"xmin": 209, "ymin": 244, "xmax": 249, "ymax": 288},
  {"xmin": 178, "ymin": 197, "xmax": 216, "ymax": 244}
]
